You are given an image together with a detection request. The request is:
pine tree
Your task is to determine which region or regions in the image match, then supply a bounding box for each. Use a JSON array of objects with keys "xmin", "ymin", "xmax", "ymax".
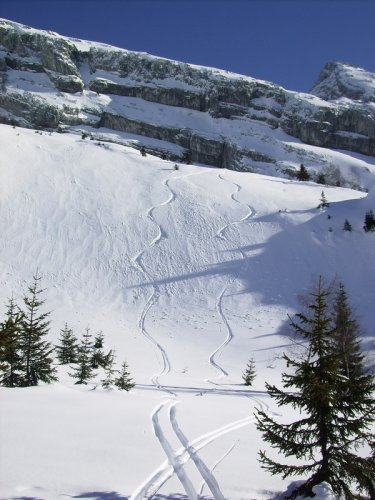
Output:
[
  {"xmin": 363, "ymin": 209, "xmax": 375, "ymax": 232},
  {"xmin": 0, "ymin": 298, "xmax": 23, "ymax": 387},
  {"xmin": 255, "ymin": 277, "xmax": 375, "ymax": 499},
  {"xmin": 182, "ymin": 149, "xmax": 192, "ymax": 164},
  {"xmin": 69, "ymin": 329, "xmax": 96, "ymax": 385},
  {"xmin": 297, "ymin": 164, "xmax": 310, "ymax": 181},
  {"xmin": 317, "ymin": 172, "xmax": 326, "ymax": 185},
  {"xmin": 242, "ymin": 357, "xmax": 256, "ymax": 386},
  {"xmin": 115, "ymin": 360, "xmax": 135, "ymax": 391},
  {"xmin": 343, "ymin": 219, "xmax": 352, "ymax": 232},
  {"xmin": 333, "ymin": 283, "xmax": 364, "ymax": 380},
  {"xmin": 101, "ymin": 350, "xmax": 116, "ymax": 388},
  {"xmin": 19, "ymin": 274, "xmax": 57, "ymax": 386},
  {"xmin": 55, "ymin": 323, "xmax": 79, "ymax": 364},
  {"xmin": 318, "ymin": 191, "xmax": 329, "ymax": 208},
  {"xmin": 140, "ymin": 146, "xmax": 146, "ymax": 157},
  {"xmin": 91, "ymin": 331, "xmax": 112, "ymax": 369}
]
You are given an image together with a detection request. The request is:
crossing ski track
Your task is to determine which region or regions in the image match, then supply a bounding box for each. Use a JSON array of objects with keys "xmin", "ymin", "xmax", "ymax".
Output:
[
  {"xmin": 129, "ymin": 403, "xmax": 258, "ymax": 500},
  {"xmin": 208, "ymin": 174, "xmax": 256, "ymax": 382}
]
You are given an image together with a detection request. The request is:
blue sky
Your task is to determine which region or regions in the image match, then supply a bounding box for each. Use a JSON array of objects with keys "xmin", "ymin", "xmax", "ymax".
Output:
[{"xmin": 0, "ymin": 0, "xmax": 374, "ymax": 92}]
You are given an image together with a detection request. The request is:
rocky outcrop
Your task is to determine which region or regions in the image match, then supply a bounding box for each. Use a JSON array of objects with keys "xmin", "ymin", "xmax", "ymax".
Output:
[{"xmin": 0, "ymin": 18, "xmax": 374, "ymax": 172}]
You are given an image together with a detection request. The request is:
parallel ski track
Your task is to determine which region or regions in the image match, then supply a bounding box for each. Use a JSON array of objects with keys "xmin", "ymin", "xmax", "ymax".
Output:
[
  {"xmin": 208, "ymin": 174, "xmax": 256, "ymax": 380},
  {"xmin": 170, "ymin": 403, "xmax": 225, "ymax": 500},
  {"xmin": 130, "ymin": 176, "xmax": 176, "ymax": 392}
]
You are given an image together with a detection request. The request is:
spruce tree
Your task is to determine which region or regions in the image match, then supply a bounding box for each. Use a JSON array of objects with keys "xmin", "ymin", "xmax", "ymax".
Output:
[
  {"xmin": 318, "ymin": 191, "xmax": 329, "ymax": 208},
  {"xmin": 101, "ymin": 350, "xmax": 116, "ymax": 388},
  {"xmin": 91, "ymin": 331, "xmax": 112, "ymax": 369},
  {"xmin": 297, "ymin": 164, "xmax": 310, "ymax": 181},
  {"xmin": 242, "ymin": 357, "xmax": 256, "ymax": 386},
  {"xmin": 19, "ymin": 274, "xmax": 57, "ymax": 386},
  {"xmin": 69, "ymin": 328, "xmax": 96, "ymax": 385},
  {"xmin": 255, "ymin": 277, "xmax": 375, "ymax": 499},
  {"xmin": 0, "ymin": 298, "xmax": 23, "ymax": 387},
  {"xmin": 333, "ymin": 283, "xmax": 364, "ymax": 380},
  {"xmin": 55, "ymin": 323, "xmax": 79, "ymax": 364},
  {"xmin": 115, "ymin": 360, "xmax": 135, "ymax": 391},
  {"xmin": 343, "ymin": 219, "xmax": 352, "ymax": 232},
  {"xmin": 363, "ymin": 209, "xmax": 375, "ymax": 232}
]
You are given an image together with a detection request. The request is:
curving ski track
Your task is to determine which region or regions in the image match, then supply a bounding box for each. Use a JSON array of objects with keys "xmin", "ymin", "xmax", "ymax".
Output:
[
  {"xmin": 130, "ymin": 176, "xmax": 176, "ymax": 392},
  {"xmin": 208, "ymin": 174, "xmax": 256, "ymax": 380}
]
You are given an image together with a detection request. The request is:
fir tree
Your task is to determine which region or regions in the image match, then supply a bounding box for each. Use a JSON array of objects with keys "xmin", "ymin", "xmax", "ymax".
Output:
[
  {"xmin": 333, "ymin": 283, "xmax": 364, "ymax": 380},
  {"xmin": 297, "ymin": 164, "xmax": 310, "ymax": 181},
  {"xmin": 101, "ymin": 350, "xmax": 116, "ymax": 388},
  {"xmin": 363, "ymin": 209, "xmax": 375, "ymax": 232},
  {"xmin": 318, "ymin": 191, "xmax": 329, "ymax": 208},
  {"xmin": 140, "ymin": 146, "xmax": 146, "ymax": 157},
  {"xmin": 55, "ymin": 323, "xmax": 79, "ymax": 364},
  {"xmin": 343, "ymin": 219, "xmax": 352, "ymax": 232},
  {"xmin": 242, "ymin": 357, "xmax": 256, "ymax": 386},
  {"xmin": 69, "ymin": 329, "xmax": 96, "ymax": 385},
  {"xmin": 317, "ymin": 172, "xmax": 326, "ymax": 185},
  {"xmin": 255, "ymin": 277, "xmax": 375, "ymax": 499},
  {"xmin": 0, "ymin": 298, "xmax": 23, "ymax": 387},
  {"xmin": 19, "ymin": 274, "xmax": 57, "ymax": 386},
  {"xmin": 182, "ymin": 149, "xmax": 192, "ymax": 164},
  {"xmin": 91, "ymin": 331, "xmax": 112, "ymax": 369},
  {"xmin": 115, "ymin": 360, "xmax": 135, "ymax": 391}
]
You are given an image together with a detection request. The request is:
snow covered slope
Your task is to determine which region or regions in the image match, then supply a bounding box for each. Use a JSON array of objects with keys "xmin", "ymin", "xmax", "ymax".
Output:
[{"xmin": 1, "ymin": 123, "xmax": 374, "ymax": 499}]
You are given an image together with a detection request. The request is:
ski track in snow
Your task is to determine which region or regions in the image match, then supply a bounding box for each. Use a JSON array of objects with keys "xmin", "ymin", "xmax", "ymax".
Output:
[
  {"xmin": 130, "ymin": 404, "xmax": 256, "ymax": 500},
  {"xmin": 198, "ymin": 442, "xmax": 236, "ymax": 497},
  {"xmin": 170, "ymin": 402, "xmax": 225, "ymax": 500},
  {"xmin": 151, "ymin": 401, "xmax": 199, "ymax": 500},
  {"xmin": 130, "ymin": 175, "xmax": 176, "ymax": 393},
  {"xmin": 208, "ymin": 174, "xmax": 256, "ymax": 381}
]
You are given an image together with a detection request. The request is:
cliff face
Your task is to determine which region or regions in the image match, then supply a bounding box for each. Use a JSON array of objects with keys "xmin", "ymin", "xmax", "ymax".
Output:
[{"xmin": 1, "ymin": 18, "xmax": 374, "ymax": 174}]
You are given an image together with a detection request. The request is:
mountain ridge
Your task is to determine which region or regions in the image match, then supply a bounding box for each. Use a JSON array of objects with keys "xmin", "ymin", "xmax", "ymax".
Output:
[{"xmin": 1, "ymin": 17, "xmax": 375, "ymax": 182}]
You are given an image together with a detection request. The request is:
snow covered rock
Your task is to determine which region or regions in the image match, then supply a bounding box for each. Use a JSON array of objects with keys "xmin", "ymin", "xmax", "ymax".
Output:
[{"xmin": 0, "ymin": 17, "xmax": 375, "ymax": 169}]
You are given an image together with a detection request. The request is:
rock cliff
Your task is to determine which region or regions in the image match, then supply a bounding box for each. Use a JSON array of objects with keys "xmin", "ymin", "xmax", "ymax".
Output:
[{"xmin": 0, "ymin": 18, "xmax": 374, "ymax": 179}]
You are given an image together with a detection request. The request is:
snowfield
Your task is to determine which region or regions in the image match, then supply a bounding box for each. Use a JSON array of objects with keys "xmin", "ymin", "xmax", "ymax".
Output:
[{"xmin": 0, "ymin": 124, "xmax": 374, "ymax": 499}]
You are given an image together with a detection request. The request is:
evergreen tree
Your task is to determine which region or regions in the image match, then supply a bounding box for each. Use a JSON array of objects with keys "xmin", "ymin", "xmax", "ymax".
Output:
[
  {"xmin": 0, "ymin": 298, "xmax": 23, "ymax": 387},
  {"xmin": 182, "ymin": 149, "xmax": 192, "ymax": 164},
  {"xmin": 255, "ymin": 277, "xmax": 375, "ymax": 499},
  {"xmin": 318, "ymin": 191, "xmax": 329, "ymax": 208},
  {"xmin": 69, "ymin": 329, "xmax": 96, "ymax": 385},
  {"xmin": 91, "ymin": 331, "xmax": 112, "ymax": 369},
  {"xmin": 19, "ymin": 274, "xmax": 57, "ymax": 386},
  {"xmin": 363, "ymin": 209, "xmax": 375, "ymax": 232},
  {"xmin": 333, "ymin": 283, "xmax": 364, "ymax": 380},
  {"xmin": 317, "ymin": 172, "xmax": 326, "ymax": 185},
  {"xmin": 115, "ymin": 360, "xmax": 135, "ymax": 391},
  {"xmin": 55, "ymin": 323, "xmax": 79, "ymax": 364},
  {"xmin": 343, "ymin": 219, "xmax": 352, "ymax": 232},
  {"xmin": 297, "ymin": 164, "xmax": 310, "ymax": 181},
  {"xmin": 101, "ymin": 350, "xmax": 116, "ymax": 388},
  {"xmin": 242, "ymin": 357, "xmax": 256, "ymax": 386},
  {"xmin": 140, "ymin": 146, "xmax": 146, "ymax": 157}
]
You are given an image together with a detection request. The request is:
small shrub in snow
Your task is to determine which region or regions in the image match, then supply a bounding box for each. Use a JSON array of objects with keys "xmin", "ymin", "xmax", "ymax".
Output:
[{"xmin": 343, "ymin": 219, "xmax": 352, "ymax": 232}]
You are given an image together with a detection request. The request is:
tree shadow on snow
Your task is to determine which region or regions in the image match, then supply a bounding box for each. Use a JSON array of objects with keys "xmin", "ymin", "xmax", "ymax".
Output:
[
  {"xmin": 72, "ymin": 492, "xmax": 128, "ymax": 500},
  {"xmin": 152, "ymin": 495, "xmax": 214, "ymax": 499}
]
